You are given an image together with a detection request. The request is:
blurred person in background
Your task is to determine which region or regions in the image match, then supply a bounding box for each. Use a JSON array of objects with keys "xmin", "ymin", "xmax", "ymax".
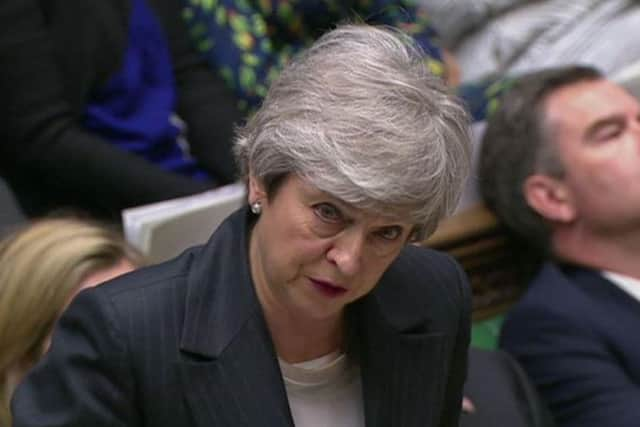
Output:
[
  {"xmin": 479, "ymin": 65, "xmax": 640, "ymax": 427},
  {"xmin": 0, "ymin": 0, "xmax": 244, "ymax": 221},
  {"xmin": 420, "ymin": 0, "xmax": 640, "ymax": 84},
  {"xmin": 0, "ymin": 218, "xmax": 145, "ymax": 426},
  {"xmin": 12, "ymin": 24, "xmax": 472, "ymax": 427},
  {"xmin": 0, "ymin": 177, "xmax": 25, "ymax": 238},
  {"xmin": 182, "ymin": 0, "xmax": 458, "ymax": 112}
]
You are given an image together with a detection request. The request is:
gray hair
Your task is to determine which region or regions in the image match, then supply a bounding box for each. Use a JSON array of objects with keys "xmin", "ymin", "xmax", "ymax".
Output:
[
  {"xmin": 234, "ymin": 24, "xmax": 471, "ymax": 239},
  {"xmin": 479, "ymin": 65, "xmax": 602, "ymax": 253}
]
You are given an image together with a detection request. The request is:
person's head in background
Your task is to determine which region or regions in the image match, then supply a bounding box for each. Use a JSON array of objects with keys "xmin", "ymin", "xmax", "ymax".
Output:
[
  {"xmin": 0, "ymin": 218, "xmax": 144, "ymax": 423},
  {"xmin": 480, "ymin": 65, "xmax": 640, "ymax": 276}
]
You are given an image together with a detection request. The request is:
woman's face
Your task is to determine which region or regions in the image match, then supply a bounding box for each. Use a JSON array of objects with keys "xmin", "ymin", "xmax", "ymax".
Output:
[{"xmin": 249, "ymin": 174, "xmax": 414, "ymax": 323}]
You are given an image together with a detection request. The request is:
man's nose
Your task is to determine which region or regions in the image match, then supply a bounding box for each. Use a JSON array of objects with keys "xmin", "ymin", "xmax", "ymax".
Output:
[{"xmin": 326, "ymin": 228, "xmax": 366, "ymax": 277}]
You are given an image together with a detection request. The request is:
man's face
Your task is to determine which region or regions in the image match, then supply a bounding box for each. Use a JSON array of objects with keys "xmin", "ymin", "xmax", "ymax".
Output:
[{"xmin": 544, "ymin": 79, "xmax": 640, "ymax": 234}]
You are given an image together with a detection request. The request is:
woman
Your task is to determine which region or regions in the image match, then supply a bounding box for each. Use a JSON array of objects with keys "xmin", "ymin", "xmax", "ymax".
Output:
[
  {"xmin": 0, "ymin": 218, "xmax": 144, "ymax": 426},
  {"xmin": 12, "ymin": 24, "xmax": 472, "ymax": 427}
]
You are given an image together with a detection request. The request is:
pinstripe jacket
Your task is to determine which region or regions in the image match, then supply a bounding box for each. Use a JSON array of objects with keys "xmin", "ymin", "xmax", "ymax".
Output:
[{"xmin": 12, "ymin": 208, "xmax": 471, "ymax": 427}]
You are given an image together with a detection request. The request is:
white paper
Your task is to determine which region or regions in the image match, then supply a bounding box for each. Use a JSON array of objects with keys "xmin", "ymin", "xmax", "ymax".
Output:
[{"xmin": 122, "ymin": 182, "xmax": 246, "ymax": 263}]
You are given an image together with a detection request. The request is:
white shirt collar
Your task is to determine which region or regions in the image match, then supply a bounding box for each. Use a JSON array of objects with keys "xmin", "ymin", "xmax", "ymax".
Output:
[{"xmin": 601, "ymin": 270, "xmax": 640, "ymax": 303}]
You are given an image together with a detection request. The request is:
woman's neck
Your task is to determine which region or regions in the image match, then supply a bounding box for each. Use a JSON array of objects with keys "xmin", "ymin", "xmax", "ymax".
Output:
[{"xmin": 265, "ymin": 307, "xmax": 345, "ymax": 364}]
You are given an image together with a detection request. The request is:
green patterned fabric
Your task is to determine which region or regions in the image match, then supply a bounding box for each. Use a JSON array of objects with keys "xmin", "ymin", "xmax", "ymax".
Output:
[{"xmin": 183, "ymin": 0, "xmax": 445, "ymax": 112}]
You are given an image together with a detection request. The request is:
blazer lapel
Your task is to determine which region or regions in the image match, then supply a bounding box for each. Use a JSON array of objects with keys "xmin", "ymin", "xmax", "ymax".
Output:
[
  {"xmin": 356, "ymin": 290, "xmax": 448, "ymax": 427},
  {"xmin": 175, "ymin": 208, "xmax": 295, "ymax": 427},
  {"xmin": 177, "ymin": 312, "xmax": 294, "ymax": 427}
]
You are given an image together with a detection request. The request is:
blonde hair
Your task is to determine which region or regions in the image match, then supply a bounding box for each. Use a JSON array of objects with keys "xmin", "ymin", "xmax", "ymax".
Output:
[{"xmin": 0, "ymin": 218, "xmax": 144, "ymax": 425}]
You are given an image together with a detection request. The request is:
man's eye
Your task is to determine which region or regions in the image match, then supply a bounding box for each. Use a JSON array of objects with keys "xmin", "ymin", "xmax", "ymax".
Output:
[
  {"xmin": 594, "ymin": 124, "xmax": 622, "ymax": 141},
  {"xmin": 313, "ymin": 203, "xmax": 342, "ymax": 223},
  {"xmin": 376, "ymin": 226, "xmax": 402, "ymax": 241}
]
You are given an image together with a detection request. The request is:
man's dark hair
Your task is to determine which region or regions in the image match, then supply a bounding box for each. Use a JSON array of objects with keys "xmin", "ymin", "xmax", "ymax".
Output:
[{"xmin": 479, "ymin": 65, "xmax": 602, "ymax": 254}]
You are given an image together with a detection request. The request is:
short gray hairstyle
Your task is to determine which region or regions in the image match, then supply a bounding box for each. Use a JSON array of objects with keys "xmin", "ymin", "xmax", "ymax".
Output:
[{"xmin": 234, "ymin": 24, "xmax": 471, "ymax": 239}]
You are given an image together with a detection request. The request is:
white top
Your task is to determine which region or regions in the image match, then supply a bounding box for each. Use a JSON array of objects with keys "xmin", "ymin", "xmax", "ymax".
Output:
[
  {"xmin": 602, "ymin": 270, "xmax": 640, "ymax": 304},
  {"xmin": 279, "ymin": 351, "xmax": 364, "ymax": 427}
]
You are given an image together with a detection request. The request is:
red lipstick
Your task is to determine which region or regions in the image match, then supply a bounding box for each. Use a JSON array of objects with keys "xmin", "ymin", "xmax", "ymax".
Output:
[{"xmin": 309, "ymin": 278, "xmax": 347, "ymax": 298}]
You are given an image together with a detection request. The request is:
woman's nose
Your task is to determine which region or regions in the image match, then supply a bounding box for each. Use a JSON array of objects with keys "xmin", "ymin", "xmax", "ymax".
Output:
[{"xmin": 326, "ymin": 228, "xmax": 366, "ymax": 277}]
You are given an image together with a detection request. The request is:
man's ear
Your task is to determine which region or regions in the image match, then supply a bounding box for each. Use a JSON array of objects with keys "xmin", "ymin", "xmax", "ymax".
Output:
[
  {"xmin": 248, "ymin": 173, "xmax": 267, "ymax": 204},
  {"xmin": 523, "ymin": 174, "xmax": 576, "ymax": 223}
]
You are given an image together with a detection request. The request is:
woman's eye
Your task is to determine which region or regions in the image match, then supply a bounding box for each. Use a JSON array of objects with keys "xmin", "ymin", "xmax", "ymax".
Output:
[
  {"xmin": 313, "ymin": 203, "xmax": 342, "ymax": 223},
  {"xmin": 376, "ymin": 226, "xmax": 403, "ymax": 241}
]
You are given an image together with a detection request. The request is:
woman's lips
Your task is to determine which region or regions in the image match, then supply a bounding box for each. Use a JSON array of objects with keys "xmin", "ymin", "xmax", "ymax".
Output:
[{"xmin": 309, "ymin": 278, "xmax": 347, "ymax": 298}]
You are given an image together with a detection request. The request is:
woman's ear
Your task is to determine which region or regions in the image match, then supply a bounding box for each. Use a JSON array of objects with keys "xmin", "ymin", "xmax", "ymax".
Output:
[
  {"xmin": 248, "ymin": 174, "xmax": 267, "ymax": 205},
  {"xmin": 523, "ymin": 174, "xmax": 576, "ymax": 223}
]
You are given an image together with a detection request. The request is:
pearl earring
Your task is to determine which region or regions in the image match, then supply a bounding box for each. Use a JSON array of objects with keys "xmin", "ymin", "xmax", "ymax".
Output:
[{"xmin": 250, "ymin": 201, "xmax": 262, "ymax": 215}]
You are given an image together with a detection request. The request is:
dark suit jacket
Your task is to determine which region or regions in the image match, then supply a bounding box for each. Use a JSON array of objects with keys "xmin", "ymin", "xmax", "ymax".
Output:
[
  {"xmin": 0, "ymin": 0, "xmax": 242, "ymax": 219},
  {"xmin": 500, "ymin": 262, "xmax": 640, "ymax": 427},
  {"xmin": 12, "ymin": 208, "xmax": 471, "ymax": 427}
]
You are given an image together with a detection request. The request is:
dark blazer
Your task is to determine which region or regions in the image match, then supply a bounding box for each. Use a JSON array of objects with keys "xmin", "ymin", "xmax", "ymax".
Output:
[
  {"xmin": 500, "ymin": 262, "xmax": 640, "ymax": 427},
  {"xmin": 12, "ymin": 208, "xmax": 471, "ymax": 427}
]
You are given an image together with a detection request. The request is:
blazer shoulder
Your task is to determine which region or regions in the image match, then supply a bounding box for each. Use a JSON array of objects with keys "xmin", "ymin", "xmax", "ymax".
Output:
[
  {"xmin": 373, "ymin": 245, "xmax": 471, "ymax": 329},
  {"xmin": 500, "ymin": 262, "xmax": 605, "ymax": 352},
  {"xmin": 510, "ymin": 262, "xmax": 599, "ymax": 321},
  {"xmin": 86, "ymin": 246, "xmax": 202, "ymax": 328},
  {"xmin": 388, "ymin": 244, "xmax": 468, "ymax": 297},
  {"xmin": 100, "ymin": 247, "xmax": 199, "ymax": 296}
]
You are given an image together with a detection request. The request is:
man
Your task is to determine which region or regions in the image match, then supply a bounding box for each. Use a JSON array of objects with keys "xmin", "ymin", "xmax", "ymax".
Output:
[{"xmin": 479, "ymin": 65, "xmax": 640, "ymax": 427}]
